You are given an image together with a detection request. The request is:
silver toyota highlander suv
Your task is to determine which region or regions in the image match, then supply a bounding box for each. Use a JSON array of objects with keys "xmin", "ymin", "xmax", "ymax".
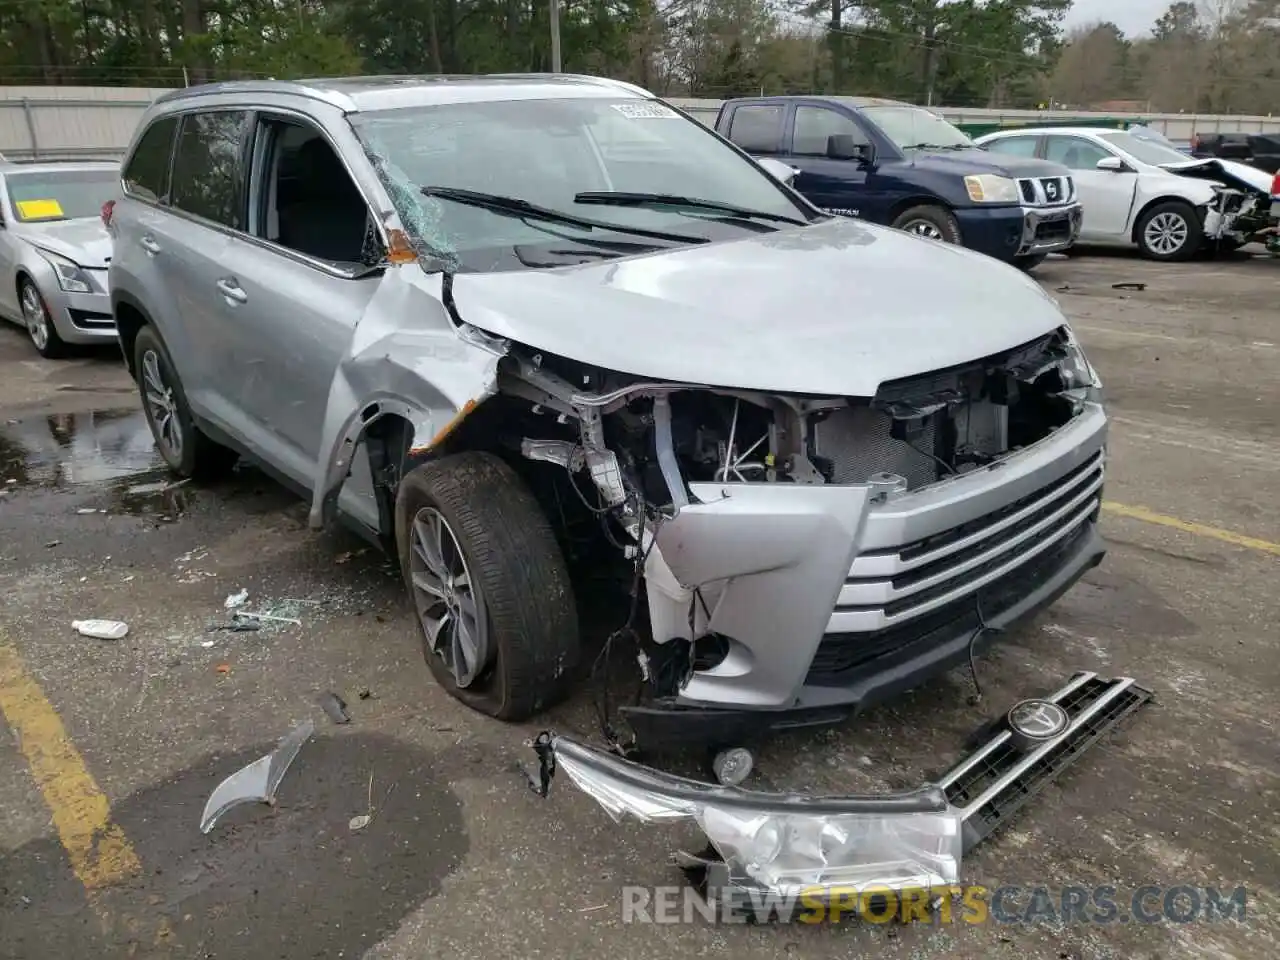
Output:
[{"xmin": 108, "ymin": 75, "xmax": 1107, "ymax": 752}]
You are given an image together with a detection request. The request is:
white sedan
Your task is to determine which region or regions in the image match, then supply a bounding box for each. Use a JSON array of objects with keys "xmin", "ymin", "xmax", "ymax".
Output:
[{"xmin": 974, "ymin": 126, "xmax": 1272, "ymax": 261}]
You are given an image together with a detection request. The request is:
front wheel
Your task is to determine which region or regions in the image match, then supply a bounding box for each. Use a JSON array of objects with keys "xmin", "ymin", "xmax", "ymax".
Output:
[
  {"xmin": 890, "ymin": 204, "xmax": 962, "ymax": 244},
  {"xmin": 1136, "ymin": 201, "xmax": 1201, "ymax": 261},
  {"xmin": 395, "ymin": 451, "xmax": 580, "ymax": 721},
  {"xmin": 20, "ymin": 279, "xmax": 69, "ymax": 359}
]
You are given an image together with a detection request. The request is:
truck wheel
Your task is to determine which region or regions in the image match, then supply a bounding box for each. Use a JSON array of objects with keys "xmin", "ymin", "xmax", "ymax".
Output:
[
  {"xmin": 133, "ymin": 325, "xmax": 238, "ymax": 478},
  {"xmin": 395, "ymin": 451, "xmax": 579, "ymax": 721},
  {"xmin": 891, "ymin": 205, "xmax": 962, "ymax": 244},
  {"xmin": 1135, "ymin": 200, "xmax": 1201, "ymax": 261},
  {"xmin": 1013, "ymin": 254, "xmax": 1047, "ymax": 271}
]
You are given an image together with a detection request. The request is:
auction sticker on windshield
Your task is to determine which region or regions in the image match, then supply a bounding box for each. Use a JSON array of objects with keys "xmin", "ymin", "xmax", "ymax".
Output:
[
  {"xmin": 612, "ymin": 102, "xmax": 679, "ymax": 120},
  {"xmin": 16, "ymin": 198, "xmax": 64, "ymax": 220}
]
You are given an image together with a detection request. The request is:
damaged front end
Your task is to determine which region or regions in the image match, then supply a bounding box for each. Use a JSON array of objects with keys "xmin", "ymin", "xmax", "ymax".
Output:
[
  {"xmin": 486, "ymin": 322, "xmax": 1107, "ymax": 749},
  {"xmin": 528, "ymin": 672, "xmax": 1151, "ymax": 919},
  {"xmin": 1164, "ymin": 159, "xmax": 1276, "ymax": 243}
]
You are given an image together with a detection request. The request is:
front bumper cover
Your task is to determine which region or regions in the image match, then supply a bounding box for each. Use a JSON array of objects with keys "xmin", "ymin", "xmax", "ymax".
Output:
[{"xmin": 529, "ymin": 671, "xmax": 1151, "ymax": 920}]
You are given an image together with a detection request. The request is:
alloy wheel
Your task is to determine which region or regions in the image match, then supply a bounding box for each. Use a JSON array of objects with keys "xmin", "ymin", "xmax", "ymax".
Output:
[
  {"xmin": 409, "ymin": 507, "xmax": 490, "ymax": 688},
  {"xmin": 1143, "ymin": 211, "xmax": 1189, "ymax": 256},
  {"xmin": 141, "ymin": 349, "xmax": 184, "ymax": 462},
  {"xmin": 21, "ymin": 284, "xmax": 49, "ymax": 352},
  {"xmin": 903, "ymin": 219, "xmax": 945, "ymax": 240}
]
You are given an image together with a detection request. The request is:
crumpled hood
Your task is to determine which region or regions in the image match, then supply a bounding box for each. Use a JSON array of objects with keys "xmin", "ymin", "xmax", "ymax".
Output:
[
  {"xmin": 1160, "ymin": 157, "xmax": 1274, "ymax": 196},
  {"xmin": 20, "ymin": 217, "xmax": 112, "ymax": 268},
  {"xmin": 450, "ymin": 216, "xmax": 1066, "ymax": 397},
  {"xmin": 911, "ymin": 148, "xmax": 1070, "ymax": 180}
]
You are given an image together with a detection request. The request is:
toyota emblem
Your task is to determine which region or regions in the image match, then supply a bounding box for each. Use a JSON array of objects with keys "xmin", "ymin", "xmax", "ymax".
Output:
[{"xmin": 1006, "ymin": 698, "xmax": 1069, "ymax": 750}]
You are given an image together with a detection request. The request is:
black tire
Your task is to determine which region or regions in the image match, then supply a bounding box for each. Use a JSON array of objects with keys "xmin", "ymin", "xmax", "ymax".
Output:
[
  {"xmin": 1013, "ymin": 254, "xmax": 1047, "ymax": 271},
  {"xmin": 1135, "ymin": 200, "xmax": 1201, "ymax": 261},
  {"xmin": 890, "ymin": 204, "xmax": 962, "ymax": 244},
  {"xmin": 395, "ymin": 451, "xmax": 579, "ymax": 721},
  {"xmin": 20, "ymin": 278, "xmax": 69, "ymax": 359},
  {"xmin": 132, "ymin": 325, "xmax": 238, "ymax": 478}
]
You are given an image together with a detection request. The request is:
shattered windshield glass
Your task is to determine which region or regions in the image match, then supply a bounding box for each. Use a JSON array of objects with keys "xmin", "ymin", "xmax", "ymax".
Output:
[{"xmin": 349, "ymin": 97, "xmax": 815, "ymax": 272}]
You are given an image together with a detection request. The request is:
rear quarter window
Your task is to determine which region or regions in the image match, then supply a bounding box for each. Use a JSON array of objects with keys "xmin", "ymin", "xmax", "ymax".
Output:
[{"xmin": 123, "ymin": 116, "xmax": 178, "ymax": 203}]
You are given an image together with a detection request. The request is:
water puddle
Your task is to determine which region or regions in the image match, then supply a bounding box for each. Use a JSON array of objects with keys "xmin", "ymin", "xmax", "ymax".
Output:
[{"xmin": 0, "ymin": 408, "xmax": 190, "ymax": 514}]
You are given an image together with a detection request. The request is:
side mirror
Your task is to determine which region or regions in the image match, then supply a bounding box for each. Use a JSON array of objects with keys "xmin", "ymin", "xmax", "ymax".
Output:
[
  {"xmin": 827, "ymin": 134, "xmax": 873, "ymax": 164},
  {"xmin": 1096, "ymin": 156, "xmax": 1127, "ymax": 172},
  {"xmin": 757, "ymin": 157, "xmax": 799, "ymax": 186}
]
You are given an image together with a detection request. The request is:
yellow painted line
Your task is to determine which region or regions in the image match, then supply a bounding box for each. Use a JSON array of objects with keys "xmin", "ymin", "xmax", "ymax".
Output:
[
  {"xmin": 0, "ymin": 641, "xmax": 140, "ymax": 890},
  {"xmin": 1103, "ymin": 501, "xmax": 1280, "ymax": 557}
]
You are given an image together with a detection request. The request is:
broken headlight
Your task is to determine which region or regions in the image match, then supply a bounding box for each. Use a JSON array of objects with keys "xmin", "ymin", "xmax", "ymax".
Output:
[
  {"xmin": 531, "ymin": 735, "xmax": 963, "ymax": 895},
  {"xmin": 1059, "ymin": 326, "xmax": 1103, "ymax": 404}
]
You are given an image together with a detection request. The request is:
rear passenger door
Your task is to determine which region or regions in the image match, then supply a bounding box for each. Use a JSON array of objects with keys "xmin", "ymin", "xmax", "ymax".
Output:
[
  {"xmin": 784, "ymin": 105, "xmax": 875, "ymax": 218},
  {"xmin": 161, "ymin": 109, "xmax": 256, "ymax": 434},
  {"xmin": 722, "ymin": 103, "xmax": 786, "ymax": 159}
]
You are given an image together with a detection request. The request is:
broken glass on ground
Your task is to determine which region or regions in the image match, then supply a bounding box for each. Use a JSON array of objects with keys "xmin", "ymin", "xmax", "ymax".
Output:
[{"xmin": 199, "ymin": 719, "xmax": 315, "ymax": 835}]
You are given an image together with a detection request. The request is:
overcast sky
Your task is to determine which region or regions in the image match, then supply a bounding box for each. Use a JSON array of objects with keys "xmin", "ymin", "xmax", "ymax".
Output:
[{"xmin": 1064, "ymin": 0, "xmax": 1170, "ymax": 38}]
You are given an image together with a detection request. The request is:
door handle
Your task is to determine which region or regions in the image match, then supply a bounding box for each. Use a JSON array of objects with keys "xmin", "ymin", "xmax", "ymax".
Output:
[
  {"xmin": 140, "ymin": 235, "xmax": 161, "ymax": 255},
  {"xmin": 215, "ymin": 278, "xmax": 247, "ymax": 304}
]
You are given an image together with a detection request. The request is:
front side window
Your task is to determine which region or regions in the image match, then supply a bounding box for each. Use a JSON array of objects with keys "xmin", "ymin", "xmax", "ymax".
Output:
[
  {"xmin": 860, "ymin": 106, "xmax": 973, "ymax": 151},
  {"xmin": 350, "ymin": 97, "xmax": 814, "ymax": 273},
  {"xmin": 170, "ymin": 110, "xmax": 251, "ymax": 229},
  {"xmin": 792, "ymin": 107, "xmax": 867, "ymax": 156},
  {"xmin": 123, "ymin": 117, "xmax": 178, "ymax": 203},
  {"xmin": 6, "ymin": 169, "xmax": 121, "ymax": 223},
  {"xmin": 1044, "ymin": 136, "xmax": 1113, "ymax": 171},
  {"xmin": 1097, "ymin": 132, "xmax": 1187, "ymax": 166},
  {"xmin": 984, "ymin": 136, "xmax": 1039, "ymax": 159}
]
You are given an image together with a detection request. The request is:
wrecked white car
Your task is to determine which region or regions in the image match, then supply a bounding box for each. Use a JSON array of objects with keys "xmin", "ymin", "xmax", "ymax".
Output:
[
  {"xmin": 108, "ymin": 75, "xmax": 1107, "ymax": 745},
  {"xmin": 977, "ymin": 126, "xmax": 1274, "ymax": 260}
]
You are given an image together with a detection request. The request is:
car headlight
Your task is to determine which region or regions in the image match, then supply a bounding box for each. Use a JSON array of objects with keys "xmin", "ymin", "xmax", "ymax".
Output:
[
  {"xmin": 1059, "ymin": 326, "xmax": 1103, "ymax": 404},
  {"xmin": 533, "ymin": 735, "xmax": 963, "ymax": 897},
  {"xmin": 964, "ymin": 174, "xmax": 1020, "ymax": 204},
  {"xmin": 35, "ymin": 249, "xmax": 92, "ymax": 293}
]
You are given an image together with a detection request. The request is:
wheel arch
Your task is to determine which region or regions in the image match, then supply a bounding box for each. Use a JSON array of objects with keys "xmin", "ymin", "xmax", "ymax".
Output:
[
  {"xmin": 111, "ymin": 289, "xmax": 158, "ymax": 378},
  {"xmin": 888, "ymin": 195, "xmax": 953, "ymax": 223}
]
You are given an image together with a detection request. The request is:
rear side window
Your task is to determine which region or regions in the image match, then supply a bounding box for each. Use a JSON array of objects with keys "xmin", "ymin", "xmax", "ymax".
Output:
[
  {"xmin": 170, "ymin": 110, "xmax": 251, "ymax": 229},
  {"xmin": 123, "ymin": 116, "xmax": 178, "ymax": 203},
  {"xmin": 726, "ymin": 105, "xmax": 783, "ymax": 153},
  {"xmin": 984, "ymin": 136, "xmax": 1039, "ymax": 159}
]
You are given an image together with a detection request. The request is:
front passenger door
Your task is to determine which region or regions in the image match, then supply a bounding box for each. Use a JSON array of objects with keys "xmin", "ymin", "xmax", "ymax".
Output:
[
  {"xmin": 1044, "ymin": 134, "xmax": 1137, "ymax": 240},
  {"xmin": 785, "ymin": 106, "xmax": 876, "ymax": 219}
]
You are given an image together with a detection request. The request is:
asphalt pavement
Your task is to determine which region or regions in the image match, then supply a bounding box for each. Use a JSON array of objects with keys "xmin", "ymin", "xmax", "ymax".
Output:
[{"xmin": 0, "ymin": 249, "xmax": 1277, "ymax": 959}]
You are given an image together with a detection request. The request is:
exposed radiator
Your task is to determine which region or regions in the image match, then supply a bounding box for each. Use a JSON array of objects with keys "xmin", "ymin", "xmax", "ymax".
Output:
[{"xmin": 812, "ymin": 405, "xmax": 938, "ymax": 489}]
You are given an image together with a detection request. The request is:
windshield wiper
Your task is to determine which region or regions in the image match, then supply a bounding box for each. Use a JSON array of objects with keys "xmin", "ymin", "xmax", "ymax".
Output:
[
  {"xmin": 573, "ymin": 191, "xmax": 806, "ymax": 226},
  {"xmin": 420, "ymin": 186, "xmax": 704, "ymax": 244}
]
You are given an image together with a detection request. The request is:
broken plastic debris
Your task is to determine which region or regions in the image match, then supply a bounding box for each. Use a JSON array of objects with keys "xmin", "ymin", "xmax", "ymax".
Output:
[
  {"xmin": 234, "ymin": 611, "xmax": 301, "ymax": 626},
  {"xmin": 76, "ymin": 507, "xmax": 98, "ymax": 515},
  {"xmin": 348, "ymin": 814, "xmax": 371, "ymax": 831},
  {"xmin": 318, "ymin": 691, "xmax": 351, "ymax": 724},
  {"xmin": 72, "ymin": 619, "xmax": 129, "ymax": 641},
  {"xmin": 224, "ymin": 588, "xmax": 249, "ymax": 609},
  {"xmin": 199, "ymin": 719, "xmax": 315, "ymax": 834},
  {"xmin": 1112, "ymin": 281, "xmax": 1146, "ymax": 291}
]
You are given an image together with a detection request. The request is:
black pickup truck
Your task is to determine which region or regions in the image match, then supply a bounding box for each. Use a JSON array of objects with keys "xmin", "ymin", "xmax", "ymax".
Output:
[{"xmin": 714, "ymin": 95, "xmax": 1083, "ymax": 269}]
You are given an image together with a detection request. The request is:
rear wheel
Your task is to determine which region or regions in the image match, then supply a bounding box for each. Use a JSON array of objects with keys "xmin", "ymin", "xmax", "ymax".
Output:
[
  {"xmin": 20, "ymin": 278, "xmax": 69, "ymax": 359},
  {"xmin": 133, "ymin": 325, "xmax": 238, "ymax": 478},
  {"xmin": 395, "ymin": 451, "xmax": 579, "ymax": 720},
  {"xmin": 891, "ymin": 204, "xmax": 962, "ymax": 244},
  {"xmin": 1135, "ymin": 200, "xmax": 1200, "ymax": 261}
]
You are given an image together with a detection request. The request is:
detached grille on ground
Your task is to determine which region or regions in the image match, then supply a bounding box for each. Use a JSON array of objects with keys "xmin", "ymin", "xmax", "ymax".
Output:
[{"xmin": 938, "ymin": 672, "xmax": 1153, "ymax": 853}]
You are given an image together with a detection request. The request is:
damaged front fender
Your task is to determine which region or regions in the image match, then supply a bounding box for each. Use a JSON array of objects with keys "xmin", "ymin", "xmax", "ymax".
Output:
[{"xmin": 308, "ymin": 269, "xmax": 508, "ymax": 530}]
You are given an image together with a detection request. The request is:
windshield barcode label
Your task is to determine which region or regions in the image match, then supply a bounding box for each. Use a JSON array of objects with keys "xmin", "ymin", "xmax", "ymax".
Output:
[{"xmin": 612, "ymin": 102, "xmax": 678, "ymax": 120}]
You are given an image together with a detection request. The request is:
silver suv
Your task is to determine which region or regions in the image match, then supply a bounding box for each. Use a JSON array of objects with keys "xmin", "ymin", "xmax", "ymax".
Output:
[{"xmin": 108, "ymin": 75, "xmax": 1108, "ymax": 747}]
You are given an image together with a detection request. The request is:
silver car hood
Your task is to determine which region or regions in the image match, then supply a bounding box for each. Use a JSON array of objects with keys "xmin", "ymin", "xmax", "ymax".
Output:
[
  {"xmin": 20, "ymin": 217, "xmax": 112, "ymax": 268},
  {"xmin": 450, "ymin": 217, "xmax": 1066, "ymax": 397},
  {"xmin": 1160, "ymin": 157, "xmax": 1274, "ymax": 195}
]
